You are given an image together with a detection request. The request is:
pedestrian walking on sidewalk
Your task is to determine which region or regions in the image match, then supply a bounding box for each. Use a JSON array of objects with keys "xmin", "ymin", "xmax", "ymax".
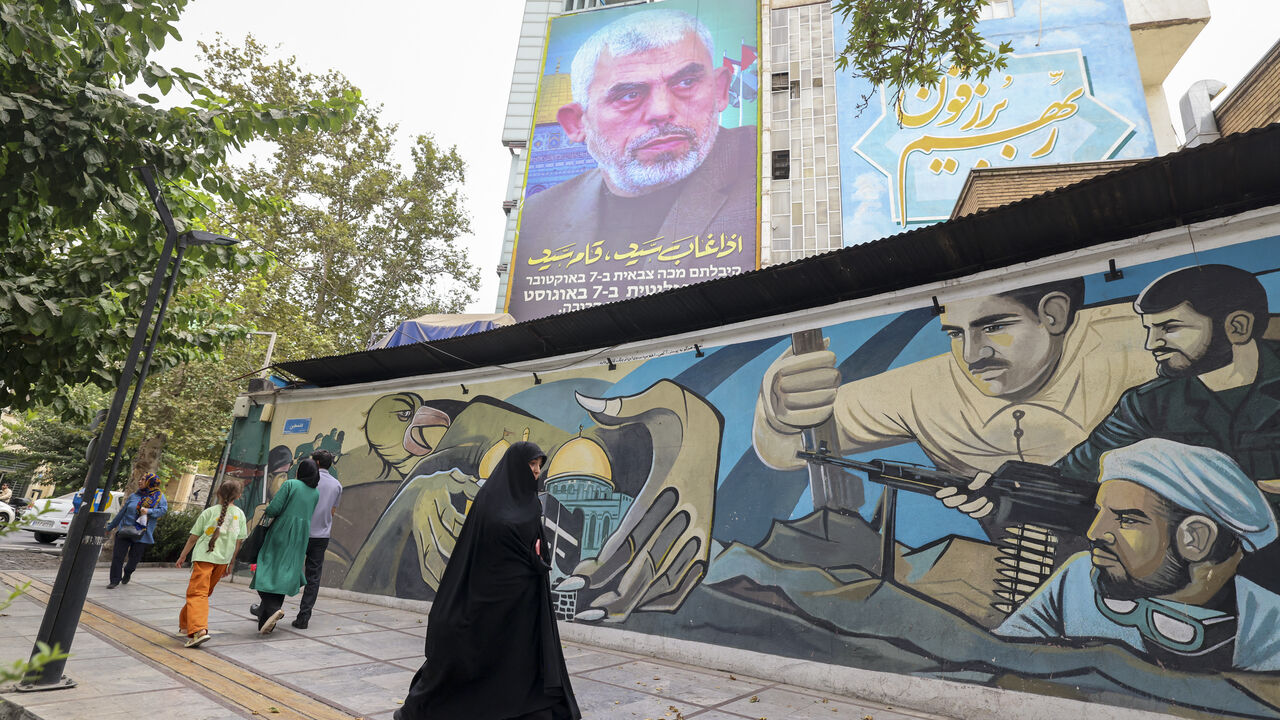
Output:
[
  {"xmin": 105, "ymin": 473, "xmax": 168, "ymax": 589},
  {"xmin": 250, "ymin": 458, "xmax": 319, "ymax": 634},
  {"xmin": 294, "ymin": 449, "xmax": 342, "ymax": 629},
  {"xmin": 176, "ymin": 479, "xmax": 248, "ymax": 648},
  {"xmin": 395, "ymin": 441, "xmax": 580, "ymax": 720}
]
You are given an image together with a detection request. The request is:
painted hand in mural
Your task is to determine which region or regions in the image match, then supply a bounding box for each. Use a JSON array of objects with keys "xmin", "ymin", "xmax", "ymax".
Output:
[
  {"xmin": 555, "ymin": 380, "xmax": 722, "ymax": 623},
  {"xmin": 752, "ymin": 343, "xmax": 843, "ymax": 472},
  {"xmin": 410, "ymin": 468, "xmax": 481, "ymax": 588},
  {"xmin": 760, "ymin": 343, "xmax": 841, "ymax": 431},
  {"xmin": 934, "ymin": 471, "xmax": 995, "ymax": 518}
]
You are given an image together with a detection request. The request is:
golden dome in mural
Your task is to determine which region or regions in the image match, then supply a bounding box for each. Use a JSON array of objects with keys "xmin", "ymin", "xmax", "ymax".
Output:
[
  {"xmin": 547, "ymin": 435, "xmax": 613, "ymax": 489},
  {"xmin": 478, "ymin": 438, "xmax": 510, "ymax": 480},
  {"xmin": 535, "ymin": 73, "xmax": 573, "ymax": 126}
]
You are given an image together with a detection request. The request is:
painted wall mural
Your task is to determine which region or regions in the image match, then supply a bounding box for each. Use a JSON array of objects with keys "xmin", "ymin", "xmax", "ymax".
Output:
[
  {"xmin": 835, "ymin": 0, "xmax": 1158, "ymax": 242},
  {"xmin": 253, "ymin": 232, "xmax": 1280, "ymax": 718}
]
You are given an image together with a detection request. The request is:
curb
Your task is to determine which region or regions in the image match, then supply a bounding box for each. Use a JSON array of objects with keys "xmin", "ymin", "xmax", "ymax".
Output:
[
  {"xmin": 0, "ymin": 547, "xmax": 60, "ymax": 556},
  {"xmin": 0, "ymin": 697, "xmax": 38, "ymax": 720},
  {"xmin": 301, "ymin": 583, "xmax": 1183, "ymax": 720}
]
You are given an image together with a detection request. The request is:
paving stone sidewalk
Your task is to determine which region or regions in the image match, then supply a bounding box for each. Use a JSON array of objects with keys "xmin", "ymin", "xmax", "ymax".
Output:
[{"xmin": 0, "ymin": 567, "xmax": 951, "ymax": 720}]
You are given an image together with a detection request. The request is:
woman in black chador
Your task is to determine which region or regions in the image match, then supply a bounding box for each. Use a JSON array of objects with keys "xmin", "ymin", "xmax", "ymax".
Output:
[{"xmin": 395, "ymin": 441, "xmax": 581, "ymax": 720}]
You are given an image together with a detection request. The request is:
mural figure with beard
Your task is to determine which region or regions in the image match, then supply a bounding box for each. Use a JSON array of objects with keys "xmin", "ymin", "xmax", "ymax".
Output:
[
  {"xmin": 948, "ymin": 266, "xmax": 1280, "ymax": 589},
  {"xmin": 997, "ymin": 439, "xmax": 1280, "ymax": 672},
  {"xmin": 343, "ymin": 380, "xmax": 723, "ymax": 626},
  {"xmin": 754, "ymin": 279, "xmax": 1154, "ymax": 613},
  {"xmin": 1054, "ymin": 266, "xmax": 1280, "ymax": 489},
  {"xmin": 515, "ymin": 7, "xmax": 756, "ymax": 314},
  {"xmin": 266, "ymin": 445, "xmax": 293, "ymax": 499},
  {"xmin": 755, "ymin": 278, "xmax": 1152, "ymax": 481}
]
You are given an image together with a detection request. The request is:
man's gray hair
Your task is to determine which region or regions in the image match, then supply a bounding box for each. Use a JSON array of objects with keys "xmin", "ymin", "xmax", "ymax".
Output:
[{"xmin": 570, "ymin": 8, "xmax": 716, "ymax": 108}]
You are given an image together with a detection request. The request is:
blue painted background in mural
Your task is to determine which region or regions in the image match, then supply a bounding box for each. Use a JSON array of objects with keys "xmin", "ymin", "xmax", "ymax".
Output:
[
  {"xmin": 835, "ymin": 0, "xmax": 1158, "ymax": 242},
  {"xmin": 272, "ymin": 229, "xmax": 1280, "ymax": 718}
]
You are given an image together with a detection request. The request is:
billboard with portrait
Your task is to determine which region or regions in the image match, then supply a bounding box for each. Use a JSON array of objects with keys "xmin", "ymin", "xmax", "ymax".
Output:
[
  {"xmin": 835, "ymin": 0, "xmax": 1157, "ymax": 243},
  {"xmin": 506, "ymin": 0, "xmax": 760, "ymax": 321}
]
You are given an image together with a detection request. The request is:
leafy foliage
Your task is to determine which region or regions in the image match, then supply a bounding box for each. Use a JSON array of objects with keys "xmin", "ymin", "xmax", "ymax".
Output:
[
  {"xmin": 834, "ymin": 0, "xmax": 1013, "ymax": 113},
  {"xmin": 0, "ymin": 385, "xmax": 119, "ymax": 494},
  {"xmin": 115, "ymin": 36, "xmax": 483, "ymax": 480},
  {"xmin": 201, "ymin": 35, "xmax": 479, "ymax": 358},
  {"xmin": 0, "ymin": 518, "xmax": 69, "ymax": 683},
  {"xmin": 0, "ymin": 0, "xmax": 358, "ymax": 413}
]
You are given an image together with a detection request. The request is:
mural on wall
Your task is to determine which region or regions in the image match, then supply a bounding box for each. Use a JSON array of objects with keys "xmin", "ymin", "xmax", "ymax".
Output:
[
  {"xmin": 835, "ymin": 0, "xmax": 1158, "ymax": 241},
  {"xmin": 257, "ymin": 234, "xmax": 1280, "ymax": 718},
  {"xmin": 505, "ymin": 0, "xmax": 760, "ymax": 320}
]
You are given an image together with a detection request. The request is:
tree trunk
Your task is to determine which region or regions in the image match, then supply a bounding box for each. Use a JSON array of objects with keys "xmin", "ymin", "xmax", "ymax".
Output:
[{"xmin": 123, "ymin": 434, "xmax": 166, "ymax": 497}]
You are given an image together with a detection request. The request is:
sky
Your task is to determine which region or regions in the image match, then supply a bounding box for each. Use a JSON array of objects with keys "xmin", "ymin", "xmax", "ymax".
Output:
[
  {"xmin": 153, "ymin": 0, "xmax": 1279, "ymax": 317},
  {"xmin": 154, "ymin": 0, "xmax": 526, "ymax": 316}
]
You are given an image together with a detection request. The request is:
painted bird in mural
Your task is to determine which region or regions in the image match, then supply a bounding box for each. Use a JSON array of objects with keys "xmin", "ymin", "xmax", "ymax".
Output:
[{"xmin": 362, "ymin": 392, "xmax": 452, "ymax": 479}]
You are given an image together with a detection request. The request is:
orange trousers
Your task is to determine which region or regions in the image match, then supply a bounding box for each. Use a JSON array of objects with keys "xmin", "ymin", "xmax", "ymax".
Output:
[{"xmin": 179, "ymin": 561, "xmax": 228, "ymax": 636}]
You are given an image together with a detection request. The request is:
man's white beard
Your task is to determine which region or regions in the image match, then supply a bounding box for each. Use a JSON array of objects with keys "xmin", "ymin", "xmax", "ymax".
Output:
[{"xmin": 588, "ymin": 121, "xmax": 719, "ymax": 196}]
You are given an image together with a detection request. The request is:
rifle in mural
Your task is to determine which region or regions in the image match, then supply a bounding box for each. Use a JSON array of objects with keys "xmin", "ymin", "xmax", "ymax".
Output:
[
  {"xmin": 797, "ymin": 443, "xmax": 1099, "ymax": 612},
  {"xmin": 796, "ymin": 444, "xmax": 1096, "ymax": 534}
]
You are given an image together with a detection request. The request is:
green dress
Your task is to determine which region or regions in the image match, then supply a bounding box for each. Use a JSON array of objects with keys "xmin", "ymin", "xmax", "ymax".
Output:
[{"xmin": 250, "ymin": 478, "xmax": 319, "ymax": 596}]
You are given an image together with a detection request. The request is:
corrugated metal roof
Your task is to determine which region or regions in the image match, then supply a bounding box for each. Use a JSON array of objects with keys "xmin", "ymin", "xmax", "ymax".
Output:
[{"xmin": 277, "ymin": 122, "xmax": 1280, "ymax": 388}]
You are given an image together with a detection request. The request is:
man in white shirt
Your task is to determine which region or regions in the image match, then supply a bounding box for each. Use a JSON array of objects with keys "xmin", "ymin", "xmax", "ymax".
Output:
[
  {"xmin": 295, "ymin": 449, "xmax": 343, "ymax": 629},
  {"xmin": 754, "ymin": 278, "xmax": 1154, "ymax": 479}
]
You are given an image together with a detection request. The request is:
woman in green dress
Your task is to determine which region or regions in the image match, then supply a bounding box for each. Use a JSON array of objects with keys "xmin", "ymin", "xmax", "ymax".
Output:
[{"xmin": 251, "ymin": 458, "xmax": 320, "ymax": 633}]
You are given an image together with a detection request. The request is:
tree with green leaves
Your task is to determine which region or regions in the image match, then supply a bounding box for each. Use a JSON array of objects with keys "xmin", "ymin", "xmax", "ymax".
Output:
[
  {"xmin": 201, "ymin": 35, "xmax": 479, "ymax": 357},
  {"xmin": 1, "ymin": 413, "xmax": 98, "ymax": 496},
  {"xmin": 100, "ymin": 35, "xmax": 482, "ymax": 488},
  {"xmin": 0, "ymin": 0, "xmax": 358, "ymax": 414},
  {"xmin": 0, "ymin": 385, "xmax": 112, "ymax": 495},
  {"xmin": 834, "ymin": 0, "xmax": 1013, "ymax": 113}
]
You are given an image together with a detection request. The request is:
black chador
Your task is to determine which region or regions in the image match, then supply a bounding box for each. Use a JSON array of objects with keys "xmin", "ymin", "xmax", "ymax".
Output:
[{"xmin": 395, "ymin": 441, "xmax": 581, "ymax": 720}]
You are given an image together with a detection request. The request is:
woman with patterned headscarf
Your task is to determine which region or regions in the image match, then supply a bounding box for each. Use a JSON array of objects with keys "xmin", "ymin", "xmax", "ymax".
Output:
[{"xmin": 105, "ymin": 473, "xmax": 170, "ymax": 589}]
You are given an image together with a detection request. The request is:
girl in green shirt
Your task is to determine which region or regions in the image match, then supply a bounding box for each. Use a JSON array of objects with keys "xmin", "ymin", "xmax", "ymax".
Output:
[{"xmin": 176, "ymin": 480, "xmax": 248, "ymax": 648}]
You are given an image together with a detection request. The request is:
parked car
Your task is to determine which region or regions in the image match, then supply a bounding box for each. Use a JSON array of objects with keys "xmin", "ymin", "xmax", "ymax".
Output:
[
  {"xmin": 0, "ymin": 500, "xmax": 14, "ymax": 524},
  {"xmin": 22, "ymin": 490, "xmax": 125, "ymax": 544}
]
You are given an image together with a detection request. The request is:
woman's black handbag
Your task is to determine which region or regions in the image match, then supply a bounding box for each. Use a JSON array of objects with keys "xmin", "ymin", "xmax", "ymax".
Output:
[
  {"xmin": 238, "ymin": 515, "xmax": 274, "ymax": 564},
  {"xmin": 115, "ymin": 522, "xmax": 144, "ymax": 540}
]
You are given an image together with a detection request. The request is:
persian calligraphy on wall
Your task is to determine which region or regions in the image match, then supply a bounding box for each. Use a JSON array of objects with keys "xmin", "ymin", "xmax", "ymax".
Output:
[{"xmin": 836, "ymin": 0, "xmax": 1156, "ymax": 240}]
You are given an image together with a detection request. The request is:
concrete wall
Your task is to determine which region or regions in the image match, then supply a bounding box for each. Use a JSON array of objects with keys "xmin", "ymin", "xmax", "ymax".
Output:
[
  {"xmin": 250, "ymin": 204, "xmax": 1280, "ymax": 719},
  {"xmin": 761, "ymin": 1, "xmax": 843, "ymax": 265}
]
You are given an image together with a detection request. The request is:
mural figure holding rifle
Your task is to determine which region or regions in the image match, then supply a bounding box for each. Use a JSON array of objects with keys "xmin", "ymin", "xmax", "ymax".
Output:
[{"xmin": 753, "ymin": 278, "xmax": 1152, "ymax": 491}]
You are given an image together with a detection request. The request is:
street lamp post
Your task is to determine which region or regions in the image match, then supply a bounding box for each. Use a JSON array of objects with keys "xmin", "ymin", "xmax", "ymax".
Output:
[
  {"xmin": 102, "ymin": 229, "xmax": 238, "ymax": 492},
  {"xmin": 15, "ymin": 167, "xmax": 239, "ymax": 690}
]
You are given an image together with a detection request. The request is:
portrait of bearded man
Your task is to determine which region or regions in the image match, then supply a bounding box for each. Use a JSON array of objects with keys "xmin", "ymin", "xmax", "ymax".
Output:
[{"xmin": 514, "ymin": 7, "xmax": 756, "ymax": 307}]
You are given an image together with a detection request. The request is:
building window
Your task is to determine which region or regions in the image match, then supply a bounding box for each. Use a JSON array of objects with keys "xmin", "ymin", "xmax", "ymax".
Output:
[
  {"xmin": 789, "ymin": 80, "xmax": 800, "ymax": 100},
  {"xmin": 772, "ymin": 151, "xmax": 790, "ymax": 180},
  {"xmin": 977, "ymin": 0, "xmax": 1014, "ymax": 20},
  {"xmin": 771, "ymin": 72, "xmax": 789, "ymax": 92}
]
